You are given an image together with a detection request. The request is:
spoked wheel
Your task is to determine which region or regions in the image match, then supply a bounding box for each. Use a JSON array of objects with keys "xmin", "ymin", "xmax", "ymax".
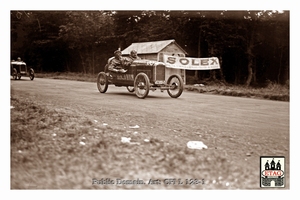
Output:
[
  {"xmin": 134, "ymin": 72, "xmax": 150, "ymax": 99},
  {"xmin": 12, "ymin": 68, "xmax": 17, "ymax": 80},
  {"xmin": 29, "ymin": 68, "xmax": 35, "ymax": 80},
  {"xmin": 167, "ymin": 74, "xmax": 184, "ymax": 98},
  {"xmin": 97, "ymin": 72, "xmax": 108, "ymax": 93},
  {"xmin": 126, "ymin": 86, "xmax": 135, "ymax": 93}
]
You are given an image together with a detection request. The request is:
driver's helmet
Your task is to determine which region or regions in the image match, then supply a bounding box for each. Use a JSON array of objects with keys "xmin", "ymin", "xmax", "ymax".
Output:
[
  {"xmin": 130, "ymin": 50, "xmax": 138, "ymax": 59},
  {"xmin": 114, "ymin": 50, "xmax": 122, "ymax": 56}
]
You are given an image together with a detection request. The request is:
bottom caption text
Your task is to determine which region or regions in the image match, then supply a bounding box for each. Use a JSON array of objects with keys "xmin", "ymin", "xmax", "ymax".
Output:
[{"xmin": 92, "ymin": 178, "xmax": 205, "ymax": 186}]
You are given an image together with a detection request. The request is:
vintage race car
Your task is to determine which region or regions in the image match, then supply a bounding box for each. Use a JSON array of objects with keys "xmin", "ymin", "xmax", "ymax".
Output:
[
  {"xmin": 97, "ymin": 59, "xmax": 184, "ymax": 99},
  {"xmin": 11, "ymin": 61, "xmax": 34, "ymax": 80}
]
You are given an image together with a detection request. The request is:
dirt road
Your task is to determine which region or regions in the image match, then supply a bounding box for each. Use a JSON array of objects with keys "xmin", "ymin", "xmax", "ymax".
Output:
[{"xmin": 10, "ymin": 78, "xmax": 290, "ymax": 188}]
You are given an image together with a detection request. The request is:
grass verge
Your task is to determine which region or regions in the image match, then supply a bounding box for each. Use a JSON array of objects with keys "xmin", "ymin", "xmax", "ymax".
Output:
[{"xmin": 11, "ymin": 95, "xmax": 258, "ymax": 189}]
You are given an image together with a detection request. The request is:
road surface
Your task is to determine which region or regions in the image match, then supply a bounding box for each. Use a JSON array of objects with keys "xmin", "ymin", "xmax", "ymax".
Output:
[{"xmin": 10, "ymin": 78, "xmax": 290, "ymax": 188}]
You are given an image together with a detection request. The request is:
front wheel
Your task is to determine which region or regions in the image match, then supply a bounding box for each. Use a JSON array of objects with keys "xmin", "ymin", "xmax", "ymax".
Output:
[
  {"xmin": 97, "ymin": 72, "xmax": 108, "ymax": 93},
  {"xmin": 134, "ymin": 73, "xmax": 150, "ymax": 99},
  {"xmin": 167, "ymin": 74, "xmax": 184, "ymax": 98},
  {"xmin": 12, "ymin": 68, "xmax": 17, "ymax": 80},
  {"xmin": 29, "ymin": 68, "xmax": 34, "ymax": 80}
]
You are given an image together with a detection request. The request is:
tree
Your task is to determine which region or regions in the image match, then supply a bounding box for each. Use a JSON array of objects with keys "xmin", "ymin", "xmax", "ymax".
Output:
[
  {"xmin": 189, "ymin": 10, "xmax": 289, "ymax": 86},
  {"xmin": 58, "ymin": 11, "xmax": 115, "ymax": 73},
  {"xmin": 11, "ymin": 11, "xmax": 69, "ymax": 72},
  {"xmin": 112, "ymin": 11, "xmax": 185, "ymax": 47},
  {"xmin": 11, "ymin": 10, "xmax": 289, "ymax": 86},
  {"xmin": 220, "ymin": 10, "xmax": 289, "ymax": 86}
]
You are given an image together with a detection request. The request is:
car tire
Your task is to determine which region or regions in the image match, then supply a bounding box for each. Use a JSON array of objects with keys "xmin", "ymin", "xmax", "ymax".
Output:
[
  {"xmin": 97, "ymin": 72, "xmax": 108, "ymax": 93},
  {"xmin": 134, "ymin": 72, "xmax": 150, "ymax": 99},
  {"xmin": 167, "ymin": 74, "xmax": 184, "ymax": 98},
  {"xmin": 12, "ymin": 68, "xmax": 18, "ymax": 80},
  {"xmin": 29, "ymin": 68, "xmax": 34, "ymax": 80}
]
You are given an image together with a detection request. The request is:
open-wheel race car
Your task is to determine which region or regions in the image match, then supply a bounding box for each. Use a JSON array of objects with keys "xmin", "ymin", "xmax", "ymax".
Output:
[
  {"xmin": 97, "ymin": 59, "xmax": 184, "ymax": 99},
  {"xmin": 11, "ymin": 60, "xmax": 34, "ymax": 80}
]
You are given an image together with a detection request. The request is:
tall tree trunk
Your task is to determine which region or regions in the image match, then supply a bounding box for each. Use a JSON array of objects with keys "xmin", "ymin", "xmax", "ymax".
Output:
[
  {"xmin": 277, "ymin": 48, "xmax": 283, "ymax": 83},
  {"xmin": 92, "ymin": 51, "xmax": 95, "ymax": 75},
  {"xmin": 245, "ymin": 31, "xmax": 255, "ymax": 87},
  {"xmin": 252, "ymin": 58, "xmax": 257, "ymax": 85},
  {"xmin": 209, "ymin": 46, "xmax": 216, "ymax": 80},
  {"xmin": 234, "ymin": 64, "xmax": 240, "ymax": 85},
  {"xmin": 65, "ymin": 49, "xmax": 70, "ymax": 72},
  {"xmin": 245, "ymin": 54, "xmax": 253, "ymax": 87},
  {"xmin": 218, "ymin": 56, "xmax": 226, "ymax": 83},
  {"xmin": 79, "ymin": 51, "xmax": 86, "ymax": 74}
]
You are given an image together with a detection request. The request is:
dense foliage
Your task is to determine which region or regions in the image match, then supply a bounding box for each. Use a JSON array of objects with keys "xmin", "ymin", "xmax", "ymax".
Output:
[{"xmin": 11, "ymin": 10, "xmax": 289, "ymax": 86}]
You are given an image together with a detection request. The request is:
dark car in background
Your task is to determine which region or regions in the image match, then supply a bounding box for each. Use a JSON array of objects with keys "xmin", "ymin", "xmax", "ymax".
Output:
[{"xmin": 11, "ymin": 60, "xmax": 34, "ymax": 80}]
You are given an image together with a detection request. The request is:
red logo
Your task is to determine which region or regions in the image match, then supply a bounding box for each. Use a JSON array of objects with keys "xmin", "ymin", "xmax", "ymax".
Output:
[{"xmin": 262, "ymin": 170, "xmax": 284, "ymax": 177}]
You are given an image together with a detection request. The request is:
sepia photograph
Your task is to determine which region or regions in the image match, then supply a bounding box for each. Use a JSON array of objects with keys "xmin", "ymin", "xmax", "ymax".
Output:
[{"xmin": 3, "ymin": 0, "xmax": 298, "ymax": 198}]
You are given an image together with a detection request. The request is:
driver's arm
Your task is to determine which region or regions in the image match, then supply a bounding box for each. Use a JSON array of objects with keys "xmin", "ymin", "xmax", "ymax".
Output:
[{"xmin": 122, "ymin": 57, "xmax": 133, "ymax": 68}]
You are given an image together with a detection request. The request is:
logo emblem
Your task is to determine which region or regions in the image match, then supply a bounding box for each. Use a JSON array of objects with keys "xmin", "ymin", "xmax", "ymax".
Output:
[{"xmin": 260, "ymin": 156, "xmax": 285, "ymax": 187}]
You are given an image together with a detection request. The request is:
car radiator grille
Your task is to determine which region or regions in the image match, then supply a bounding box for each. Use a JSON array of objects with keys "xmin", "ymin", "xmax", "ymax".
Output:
[
  {"xmin": 155, "ymin": 65, "xmax": 165, "ymax": 81},
  {"xmin": 20, "ymin": 65, "xmax": 26, "ymax": 73}
]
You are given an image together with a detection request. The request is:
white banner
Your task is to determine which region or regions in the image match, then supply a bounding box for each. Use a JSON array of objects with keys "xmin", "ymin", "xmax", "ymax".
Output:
[{"xmin": 163, "ymin": 55, "xmax": 220, "ymax": 70}]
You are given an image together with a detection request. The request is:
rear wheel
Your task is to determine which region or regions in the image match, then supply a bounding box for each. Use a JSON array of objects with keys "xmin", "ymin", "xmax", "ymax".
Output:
[
  {"xmin": 167, "ymin": 74, "xmax": 184, "ymax": 98},
  {"xmin": 97, "ymin": 72, "xmax": 108, "ymax": 93},
  {"xmin": 134, "ymin": 73, "xmax": 150, "ymax": 99}
]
